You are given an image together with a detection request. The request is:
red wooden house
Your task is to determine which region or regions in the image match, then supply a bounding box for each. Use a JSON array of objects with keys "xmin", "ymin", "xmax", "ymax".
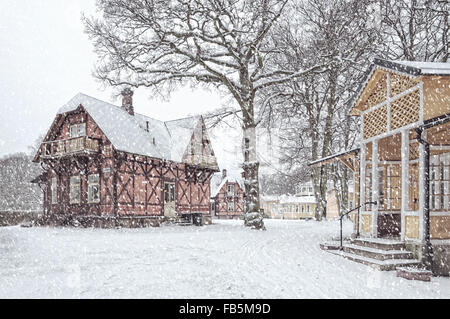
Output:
[
  {"xmin": 210, "ymin": 169, "xmax": 245, "ymax": 219},
  {"xmin": 32, "ymin": 89, "xmax": 219, "ymax": 227}
]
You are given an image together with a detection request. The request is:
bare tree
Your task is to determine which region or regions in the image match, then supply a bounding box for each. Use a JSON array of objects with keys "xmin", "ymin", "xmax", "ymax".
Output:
[
  {"xmin": 379, "ymin": 0, "xmax": 449, "ymax": 61},
  {"xmin": 259, "ymin": 0, "xmax": 379, "ymax": 220},
  {"xmin": 83, "ymin": 0, "xmax": 328, "ymax": 229}
]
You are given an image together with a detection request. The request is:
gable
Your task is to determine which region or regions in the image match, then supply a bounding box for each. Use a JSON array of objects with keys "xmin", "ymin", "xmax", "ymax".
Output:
[
  {"xmin": 180, "ymin": 117, "xmax": 219, "ymax": 169},
  {"xmin": 350, "ymin": 68, "xmax": 422, "ymax": 116},
  {"xmin": 350, "ymin": 59, "xmax": 450, "ymax": 117},
  {"xmin": 34, "ymin": 93, "xmax": 220, "ymax": 169},
  {"xmin": 33, "ymin": 105, "xmax": 112, "ymax": 162}
]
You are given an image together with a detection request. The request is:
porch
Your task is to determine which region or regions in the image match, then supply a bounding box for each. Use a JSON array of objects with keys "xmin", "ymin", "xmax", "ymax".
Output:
[{"xmin": 358, "ymin": 119, "xmax": 450, "ymax": 241}]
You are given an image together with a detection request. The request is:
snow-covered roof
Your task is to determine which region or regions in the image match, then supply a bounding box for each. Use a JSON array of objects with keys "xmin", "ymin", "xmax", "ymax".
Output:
[
  {"xmin": 279, "ymin": 195, "xmax": 316, "ymax": 204},
  {"xmin": 377, "ymin": 59, "xmax": 450, "ymax": 76},
  {"xmin": 210, "ymin": 172, "xmax": 244, "ymax": 198},
  {"xmin": 165, "ymin": 117, "xmax": 200, "ymax": 162},
  {"xmin": 261, "ymin": 195, "xmax": 280, "ymax": 202},
  {"xmin": 54, "ymin": 93, "xmax": 207, "ymax": 164},
  {"xmin": 348, "ymin": 58, "xmax": 450, "ymax": 116},
  {"xmin": 309, "ymin": 148, "xmax": 359, "ymax": 167}
]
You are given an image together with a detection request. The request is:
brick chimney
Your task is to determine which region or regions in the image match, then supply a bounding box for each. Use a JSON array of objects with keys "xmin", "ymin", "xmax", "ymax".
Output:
[
  {"xmin": 222, "ymin": 169, "xmax": 227, "ymax": 180},
  {"xmin": 121, "ymin": 88, "xmax": 134, "ymax": 116}
]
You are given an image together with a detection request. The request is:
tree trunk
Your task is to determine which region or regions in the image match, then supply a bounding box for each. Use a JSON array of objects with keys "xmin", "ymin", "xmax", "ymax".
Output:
[{"xmin": 242, "ymin": 124, "xmax": 265, "ymax": 230}]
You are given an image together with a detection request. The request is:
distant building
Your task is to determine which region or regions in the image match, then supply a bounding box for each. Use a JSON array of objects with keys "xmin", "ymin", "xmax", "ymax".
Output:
[
  {"xmin": 210, "ymin": 169, "xmax": 245, "ymax": 219},
  {"xmin": 261, "ymin": 180, "xmax": 355, "ymax": 220},
  {"xmin": 326, "ymin": 182, "xmax": 355, "ymax": 220},
  {"xmin": 31, "ymin": 90, "xmax": 219, "ymax": 227},
  {"xmin": 261, "ymin": 195, "xmax": 281, "ymax": 219},
  {"xmin": 279, "ymin": 194, "xmax": 316, "ymax": 219},
  {"xmin": 295, "ymin": 181, "xmax": 314, "ymax": 196}
]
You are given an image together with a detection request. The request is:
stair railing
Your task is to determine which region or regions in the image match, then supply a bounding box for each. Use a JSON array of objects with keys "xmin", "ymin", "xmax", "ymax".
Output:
[{"xmin": 339, "ymin": 201, "xmax": 377, "ymax": 250}]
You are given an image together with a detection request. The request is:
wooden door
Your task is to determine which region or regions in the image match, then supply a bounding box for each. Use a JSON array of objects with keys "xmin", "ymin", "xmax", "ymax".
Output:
[{"xmin": 164, "ymin": 182, "xmax": 176, "ymax": 218}]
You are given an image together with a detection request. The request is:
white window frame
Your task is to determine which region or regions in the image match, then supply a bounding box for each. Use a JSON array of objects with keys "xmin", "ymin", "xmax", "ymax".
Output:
[
  {"xmin": 70, "ymin": 123, "xmax": 86, "ymax": 138},
  {"xmin": 88, "ymin": 174, "xmax": 100, "ymax": 203},
  {"xmin": 70, "ymin": 175, "xmax": 81, "ymax": 204},
  {"xmin": 227, "ymin": 202, "xmax": 235, "ymax": 212},
  {"xmin": 227, "ymin": 184, "xmax": 234, "ymax": 196},
  {"xmin": 51, "ymin": 177, "xmax": 57, "ymax": 205}
]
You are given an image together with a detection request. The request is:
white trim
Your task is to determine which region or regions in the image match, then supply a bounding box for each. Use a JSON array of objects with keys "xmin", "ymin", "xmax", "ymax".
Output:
[
  {"xmin": 430, "ymin": 145, "xmax": 450, "ymax": 151},
  {"xmin": 359, "ymin": 143, "xmax": 366, "ymax": 234},
  {"xmin": 392, "ymin": 83, "xmax": 421, "ymax": 105},
  {"xmin": 430, "ymin": 211, "xmax": 450, "ymax": 216},
  {"xmin": 360, "ymin": 83, "xmax": 421, "ymax": 117},
  {"xmin": 363, "ymin": 122, "xmax": 420, "ymax": 144},
  {"xmin": 418, "ymin": 131, "xmax": 426, "ymax": 242},
  {"xmin": 419, "ymin": 81, "xmax": 424, "ymax": 124},
  {"xmin": 372, "ymin": 139, "xmax": 379, "ymax": 237},
  {"xmin": 378, "ymin": 160, "xmax": 401, "ymax": 165},
  {"xmin": 386, "ymin": 72, "xmax": 391, "ymax": 131},
  {"xmin": 401, "ymin": 129, "xmax": 410, "ymax": 241},
  {"xmin": 365, "ymin": 159, "xmax": 419, "ymax": 164},
  {"xmin": 51, "ymin": 177, "xmax": 57, "ymax": 205},
  {"xmin": 404, "ymin": 211, "xmax": 419, "ymax": 216},
  {"xmin": 361, "ymin": 101, "xmax": 387, "ymax": 117}
]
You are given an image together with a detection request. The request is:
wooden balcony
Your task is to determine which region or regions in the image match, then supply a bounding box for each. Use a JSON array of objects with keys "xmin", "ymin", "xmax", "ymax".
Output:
[{"xmin": 40, "ymin": 136, "xmax": 99, "ymax": 159}]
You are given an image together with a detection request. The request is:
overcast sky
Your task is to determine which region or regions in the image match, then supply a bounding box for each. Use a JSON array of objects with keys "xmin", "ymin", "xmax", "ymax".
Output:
[{"xmin": 0, "ymin": 0, "xmax": 225, "ymax": 157}]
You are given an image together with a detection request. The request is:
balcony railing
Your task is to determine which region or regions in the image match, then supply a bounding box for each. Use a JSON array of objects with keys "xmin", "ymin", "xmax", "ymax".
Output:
[{"xmin": 40, "ymin": 136, "xmax": 99, "ymax": 158}]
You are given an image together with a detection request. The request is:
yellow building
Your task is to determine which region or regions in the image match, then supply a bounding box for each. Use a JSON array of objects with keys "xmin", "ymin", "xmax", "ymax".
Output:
[
  {"xmin": 261, "ymin": 195, "xmax": 282, "ymax": 219},
  {"xmin": 261, "ymin": 195, "xmax": 316, "ymax": 220},
  {"xmin": 311, "ymin": 59, "xmax": 450, "ymax": 274},
  {"xmin": 279, "ymin": 195, "xmax": 316, "ymax": 219},
  {"xmin": 326, "ymin": 184, "xmax": 355, "ymax": 220}
]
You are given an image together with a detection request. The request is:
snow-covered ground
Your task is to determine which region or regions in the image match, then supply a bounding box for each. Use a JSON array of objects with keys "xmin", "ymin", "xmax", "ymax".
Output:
[{"xmin": 0, "ymin": 219, "xmax": 449, "ymax": 298}]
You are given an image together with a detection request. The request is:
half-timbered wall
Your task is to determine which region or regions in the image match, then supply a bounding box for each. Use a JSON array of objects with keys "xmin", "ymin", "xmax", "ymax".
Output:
[
  {"xmin": 213, "ymin": 182, "xmax": 244, "ymax": 219},
  {"xmin": 42, "ymin": 108, "xmax": 213, "ymax": 218}
]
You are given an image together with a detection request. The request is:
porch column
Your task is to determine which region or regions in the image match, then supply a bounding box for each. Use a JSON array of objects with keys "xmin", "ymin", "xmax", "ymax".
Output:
[
  {"xmin": 372, "ymin": 139, "xmax": 379, "ymax": 237},
  {"xmin": 359, "ymin": 143, "xmax": 366, "ymax": 235},
  {"xmin": 400, "ymin": 129, "xmax": 409, "ymax": 241},
  {"xmin": 418, "ymin": 131, "xmax": 426, "ymax": 242}
]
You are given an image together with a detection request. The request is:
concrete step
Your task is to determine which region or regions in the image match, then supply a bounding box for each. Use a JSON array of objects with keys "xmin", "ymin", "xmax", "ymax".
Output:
[
  {"xmin": 351, "ymin": 237, "xmax": 405, "ymax": 251},
  {"xmin": 329, "ymin": 250, "xmax": 420, "ymax": 271},
  {"xmin": 396, "ymin": 267, "xmax": 432, "ymax": 282},
  {"xmin": 343, "ymin": 244, "xmax": 414, "ymax": 261},
  {"xmin": 329, "ymin": 250, "xmax": 419, "ymax": 271},
  {"xmin": 177, "ymin": 222, "xmax": 193, "ymax": 226}
]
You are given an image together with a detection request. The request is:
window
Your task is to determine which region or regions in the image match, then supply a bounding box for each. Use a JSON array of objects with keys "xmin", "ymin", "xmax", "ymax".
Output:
[
  {"xmin": 307, "ymin": 205, "xmax": 310, "ymax": 212},
  {"xmin": 309, "ymin": 187, "xmax": 313, "ymax": 193},
  {"xmin": 301, "ymin": 205, "xmax": 304, "ymax": 213},
  {"xmin": 210, "ymin": 202, "xmax": 215, "ymax": 213},
  {"xmin": 430, "ymin": 153, "xmax": 449, "ymax": 211},
  {"xmin": 295, "ymin": 205, "xmax": 299, "ymax": 212},
  {"xmin": 164, "ymin": 183, "xmax": 175, "ymax": 203},
  {"xmin": 227, "ymin": 202, "xmax": 235, "ymax": 212},
  {"xmin": 365, "ymin": 165, "xmax": 373, "ymax": 210},
  {"xmin": 70, "ymin": 176, "xmax": 81, "ymax": 204},
  {"xmin": 227, "ymin": 184, "xmax": 234, "ymax": 196},
  {"xmin": 51, "ymin": 177, "xmax": 57, "ymax": 204},
  {"xmin": 378, "ymin": 168, "xmax": 385, "ymax": 209},
  {"xmin": 88, "ymin": 174, "xmax": 100, "ymax": 203},
  {"xmin": 70, "ymin": 123, "xmax": 86, "ymax": 138}
]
